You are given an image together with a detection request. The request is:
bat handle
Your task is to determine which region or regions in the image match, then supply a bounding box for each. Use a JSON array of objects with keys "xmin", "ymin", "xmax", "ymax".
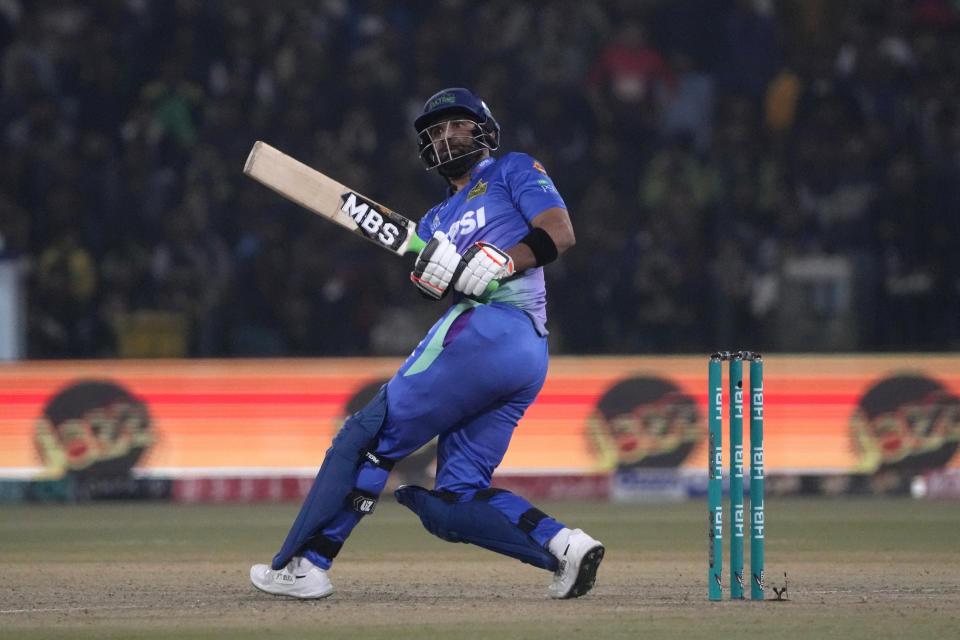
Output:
[
  {"xmin": 406, "ymin": 234, "xmax": 427, "ymax": 254},
  {"xmin": 406, "ymin": 234, "xmax": 500, "ymax": 296}
]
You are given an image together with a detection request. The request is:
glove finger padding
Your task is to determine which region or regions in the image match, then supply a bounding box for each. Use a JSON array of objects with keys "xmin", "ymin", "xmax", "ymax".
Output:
[
  {"xmin": 411, "ymin": 231, "xmax": 462, "ymax": 299},
  {"xmin": 455, "ymin": 242, "xmax": 514, "ymax": 297}
]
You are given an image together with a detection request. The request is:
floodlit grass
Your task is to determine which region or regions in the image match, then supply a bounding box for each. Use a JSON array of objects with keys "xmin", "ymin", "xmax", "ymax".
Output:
[{"xmin": 1, "ymin": 498, "xmax": 958, "ymax": 639}]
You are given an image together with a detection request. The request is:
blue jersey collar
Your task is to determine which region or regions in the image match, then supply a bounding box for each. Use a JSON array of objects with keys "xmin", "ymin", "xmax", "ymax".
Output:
[
  {"xmin": 471, "ymin": 156, "xmax": 495, "ymax": 178},
  {"xmin": 446, "ymin": 156, "xmax": 496, "ymax": 197}
]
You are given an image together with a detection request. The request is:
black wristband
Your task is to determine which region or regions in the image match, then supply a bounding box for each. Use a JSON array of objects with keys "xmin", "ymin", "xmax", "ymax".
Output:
[{"xmin": 519, "ymin": 227, "xmax": 558, "ymax": 266}]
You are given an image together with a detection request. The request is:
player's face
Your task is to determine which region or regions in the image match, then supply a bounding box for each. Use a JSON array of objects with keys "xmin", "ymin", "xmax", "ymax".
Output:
[
  {"xmin": 423, "ymin": 118, "xmax": 478, "ymax": 161},
  {"xmin": 425, "ymin": 118, "xmax": 475, "ymax": 140}
]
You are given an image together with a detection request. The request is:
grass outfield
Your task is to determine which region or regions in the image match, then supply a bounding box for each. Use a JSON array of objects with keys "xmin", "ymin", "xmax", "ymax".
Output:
[{"xmin": 1, "ymin": 498, "xmax": 958, "ymax": 639}]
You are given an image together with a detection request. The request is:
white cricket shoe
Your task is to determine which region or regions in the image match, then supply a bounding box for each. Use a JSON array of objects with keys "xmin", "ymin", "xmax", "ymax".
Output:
[
  {"xmin": 548, "ymin": 528, "xmax": 605, "ymax": 599},
  {"xmin": 250, "ymin": 556, "xmax": 334, "ymax": 599}
]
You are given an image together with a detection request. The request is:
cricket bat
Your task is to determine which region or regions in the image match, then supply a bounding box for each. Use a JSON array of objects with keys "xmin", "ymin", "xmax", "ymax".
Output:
[
  {"xmin": 243, "ymin": 141, "xmax": 498, "ymax": 293},
  {"xmin": 243, "ymin": 140, "xmax": 427, "ymax": 255}
]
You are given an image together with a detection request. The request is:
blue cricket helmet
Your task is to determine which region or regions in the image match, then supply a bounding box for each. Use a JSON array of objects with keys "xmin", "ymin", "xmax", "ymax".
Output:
[
  {"xmin": 415, "ymin": 88, "xmax": 500, "ymax": 142},
  {"xmin": 414, "ymin": 88, "xmax": 501, "ymax": 175}
]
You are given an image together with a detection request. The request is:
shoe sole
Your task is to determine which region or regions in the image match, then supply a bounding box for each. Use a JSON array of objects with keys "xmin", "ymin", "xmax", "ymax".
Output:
[
  {"xmin": 251, "ymin": 580, "xmax": 334, "ymax": 599},
  {"xmin": 250, "ymin": 568, "xmax": 334, "ymax": 600},
  {"xmin": 565, "ymin": 544, "xmax": 605, "ymax": 599}
]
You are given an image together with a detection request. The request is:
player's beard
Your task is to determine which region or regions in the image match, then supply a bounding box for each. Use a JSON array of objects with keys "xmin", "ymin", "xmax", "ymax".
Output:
[{"xmin": 436, "ymin": 144, "xmax": 484, "ymax": 179}]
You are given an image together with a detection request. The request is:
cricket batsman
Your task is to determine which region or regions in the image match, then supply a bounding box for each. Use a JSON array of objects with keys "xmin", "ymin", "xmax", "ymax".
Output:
[{"xmin": 251, "ymin": 88, "xmax": 604, "ymax": 599}]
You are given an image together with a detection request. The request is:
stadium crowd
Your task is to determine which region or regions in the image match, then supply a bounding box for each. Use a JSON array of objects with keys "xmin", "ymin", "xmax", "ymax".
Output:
[{"xmin": 1, "ymin": 0, "xmax": 958, "ymax": 358}]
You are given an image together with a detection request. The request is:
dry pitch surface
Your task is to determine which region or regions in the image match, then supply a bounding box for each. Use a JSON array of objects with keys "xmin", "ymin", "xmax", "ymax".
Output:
[{"xmin": 1, "ymin": 498, "xmax": 957, "ymax": 639}]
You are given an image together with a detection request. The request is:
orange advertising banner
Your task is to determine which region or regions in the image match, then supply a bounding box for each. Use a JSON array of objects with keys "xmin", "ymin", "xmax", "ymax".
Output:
[{"xmin": 1, "ymin": 355, "xmax": 958, "ymax": 479}]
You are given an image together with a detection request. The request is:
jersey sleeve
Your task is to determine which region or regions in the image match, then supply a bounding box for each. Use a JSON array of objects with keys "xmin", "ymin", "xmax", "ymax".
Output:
[
  {"xmin": 504, "ymin": 154, "xmax": 568, "ymax": 223},
  {"xmin": 416, "ymin": 206, "xmax": 441, "ymax": 243}
]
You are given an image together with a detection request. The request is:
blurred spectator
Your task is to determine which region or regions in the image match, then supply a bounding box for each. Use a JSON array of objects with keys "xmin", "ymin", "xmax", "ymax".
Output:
[
  {"xmin": 616, "ymin": 200, "xmax": 706, "ymax": 353},
  {"xmin": 224, "ymin": 205, "xmax": 292, "ymax": 356},
  {"xmin": 873, "ymin": 152, "xmax": 937, "ymax": 348},
  {"xmin": 640, "ymin": 134, "xmax": 722, "ymax": 214},
  {"xmin": 1, "ymin": 0, "xmax": 958, "ymax": 358},
  {"xmin": 659, "ymin": 52, "xmax": 716, "ymax": 155},
  {"xmin": 137, "ymin": 58, "xmax": 203, "ymax": 159},
  {"xmin": 0, "ymin": 193, "xmax": 30, "ymax": 259},
  {"xmin": 717, "ymin": 0, "xmax": 782, "ymax": 103},
  {"xmin": 149, "ymin": 186, "xmax": 231, "ymax": 355},
  {"xmin": 586, "ymin": 19, "xmax": 674, "ymax": 147},
  {"xmin": 29, "ymin": 222, "xmax": 102, "ymax": 357}
]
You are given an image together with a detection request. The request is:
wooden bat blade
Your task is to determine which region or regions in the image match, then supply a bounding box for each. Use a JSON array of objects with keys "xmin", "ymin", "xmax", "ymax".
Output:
[{"xmin": 243, "ymin": 141, "xmax": 422, "ymax": 255}]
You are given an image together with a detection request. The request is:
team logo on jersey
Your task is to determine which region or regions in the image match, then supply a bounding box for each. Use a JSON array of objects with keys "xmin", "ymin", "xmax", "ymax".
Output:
[
  {"xmin": 466, "ymin": 179, "xmax": 487, "ymax": 201},
  {"xmin": 533, "ymin": 160, "xmax": 547, "ymax": 174},
  {"xmin": 537, "ymin": 178, "xmax": 556, "ymax": 193}
]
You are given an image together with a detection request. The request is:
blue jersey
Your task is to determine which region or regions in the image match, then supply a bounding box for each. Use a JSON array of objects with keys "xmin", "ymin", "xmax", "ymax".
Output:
[
  {"xmin": 416, "ymin": 153, "xmax": 567, "ymax": 335},
  {"xmin": 273, "ymin": 154, "xmax": 574, "ymax": 574}
]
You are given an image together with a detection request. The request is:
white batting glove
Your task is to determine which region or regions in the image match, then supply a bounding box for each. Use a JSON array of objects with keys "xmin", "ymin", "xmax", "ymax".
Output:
[
  {"xmin": 410, "ymin": 231, "xmax": 461, "ymax": 299},
  {"xmin": 454, "ymin": 242, "xmax": 514, "ymax": 297}
]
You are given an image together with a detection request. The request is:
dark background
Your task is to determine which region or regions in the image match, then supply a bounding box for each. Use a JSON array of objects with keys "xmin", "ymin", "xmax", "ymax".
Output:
[{"xmin": 2, "ymin": 0, "xmax": 958, "ymax": 358}]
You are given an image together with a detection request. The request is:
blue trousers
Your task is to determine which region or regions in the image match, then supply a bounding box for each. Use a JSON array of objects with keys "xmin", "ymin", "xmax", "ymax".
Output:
[{"xmin": 302, "ymin": 301, "xmax": 565, "ymax": 568}]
